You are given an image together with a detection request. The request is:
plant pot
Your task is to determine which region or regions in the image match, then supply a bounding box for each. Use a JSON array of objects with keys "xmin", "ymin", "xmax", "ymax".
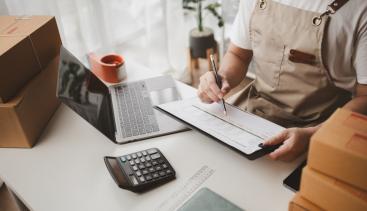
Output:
[{"xmin": 189, "ymin": 27, "xmax": 216, "ymax": 59}]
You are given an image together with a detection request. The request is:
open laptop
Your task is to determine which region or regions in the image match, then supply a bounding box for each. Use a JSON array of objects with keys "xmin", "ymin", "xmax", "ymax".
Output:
[{"xmin": 56, "ymin": 46, "xmax": 188, "ymax": 144}]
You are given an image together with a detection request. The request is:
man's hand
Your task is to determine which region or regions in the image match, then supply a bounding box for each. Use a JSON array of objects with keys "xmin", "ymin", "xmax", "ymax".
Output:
[
  {"xmin": 197, "ymin": 43, "xmax": 253, "ymax": 104},
  {"xmin": 198, "ymin": 72, "xmax": 231, "ymax": 103},
  {"xmin": 262, "ymin": 126, "xmax": 319, "ymax": 162}
]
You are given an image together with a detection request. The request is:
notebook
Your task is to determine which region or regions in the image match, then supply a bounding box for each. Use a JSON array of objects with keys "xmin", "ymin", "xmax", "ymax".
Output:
[{"xmin": 178, "ymin": 188, "xmax": 244, "ymax": 211}]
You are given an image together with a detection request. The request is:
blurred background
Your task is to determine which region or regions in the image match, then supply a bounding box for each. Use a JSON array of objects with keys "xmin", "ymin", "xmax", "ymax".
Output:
[{"xmin": 0, "ymin": 0, "xmax": 240, "ymax": 84}]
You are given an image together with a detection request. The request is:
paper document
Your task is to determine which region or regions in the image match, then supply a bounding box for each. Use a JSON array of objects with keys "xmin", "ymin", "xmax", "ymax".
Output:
[{"xmin": 156, "ymin": 97, "xmax": 284, "ymax": 155}]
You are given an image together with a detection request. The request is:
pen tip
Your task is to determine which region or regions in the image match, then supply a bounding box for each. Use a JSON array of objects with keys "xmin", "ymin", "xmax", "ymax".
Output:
[{"xmin": 223, "ymin": 110, "xmax": 227, "ymax": 116}]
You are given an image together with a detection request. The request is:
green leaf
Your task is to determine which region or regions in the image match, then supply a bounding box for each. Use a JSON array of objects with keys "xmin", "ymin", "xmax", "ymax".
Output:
[
  {"xmin": 205, "ymin": 5, "xmax": 224, "ymax": 28},
  {"xmin": 183, "ymin": 6, "xmax": 196, "ymax": 11}
]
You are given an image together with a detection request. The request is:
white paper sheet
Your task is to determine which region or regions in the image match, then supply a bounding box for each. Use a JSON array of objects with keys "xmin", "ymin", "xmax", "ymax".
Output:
[{"xmin": 157, "ymin": 97, "xmax": 284, "ymax": 155}]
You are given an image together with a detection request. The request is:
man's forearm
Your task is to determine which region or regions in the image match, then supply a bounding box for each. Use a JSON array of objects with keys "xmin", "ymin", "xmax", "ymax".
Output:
[
  {"xmin": 342, "ymin": 96, "xmax": 367, "ymax": 115},
  {"xmin": 342, "ymin": 84, "xmax": 367, "ymax": 115},
  {"xmin": 218, "ymin": 43, "xmax": 253, "ymax": 88}
]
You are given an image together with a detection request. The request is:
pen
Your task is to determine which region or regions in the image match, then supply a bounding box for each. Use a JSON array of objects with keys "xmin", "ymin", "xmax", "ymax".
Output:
[{"xmin": 209, "ymin": 54, "xmax": 227, "ymax": 115}]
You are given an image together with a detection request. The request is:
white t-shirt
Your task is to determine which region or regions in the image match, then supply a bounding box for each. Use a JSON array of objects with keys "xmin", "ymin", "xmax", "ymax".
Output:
[{"xmin": 231, "ymin": 0, "xmax": 367, "ymax": 92}]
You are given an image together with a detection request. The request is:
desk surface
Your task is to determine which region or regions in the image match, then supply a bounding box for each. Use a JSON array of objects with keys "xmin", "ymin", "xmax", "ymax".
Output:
[{"xmin": 0, "ymin": 57, "xmax": 301, "ymax": 211}]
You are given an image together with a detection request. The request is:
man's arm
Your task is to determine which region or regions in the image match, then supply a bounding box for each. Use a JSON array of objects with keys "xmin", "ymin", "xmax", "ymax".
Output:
[
  {"xmin": 343, "ymin": 84, "xmax": 367, "ymax": 114},
  {"xmin": 218, "ymin": 43, "xmax": 253, "ymax": 88},
  {"xmin": 263, "ymin": 83, "xmax": 367, "ymax": 162},
  {"xmin": 197, "ymin": 43, "xmax": 253, "ymax": 103}
]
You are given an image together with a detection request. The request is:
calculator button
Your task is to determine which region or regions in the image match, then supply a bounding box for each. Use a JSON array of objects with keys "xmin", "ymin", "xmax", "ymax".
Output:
[
  {"xmin": 132, "ymin": 154, "xmax": 137, "ymax": 159},
  {"xmin": 139, "ymin": 176, "xmax": 145, "ymax": 183},
  {"xmin": 136, "ymin": 171, "xmax": 142, "ymax": 177},
  {"xmin": 147, "ymin": 148, "xmax": 158, "ymax": 154},
  {"xmin": 159, "ymin": 171, "xmax": 166, "ymax": 177},
  {"xmin": 149, "ymin": 167, "xmax": 155, "ymax": 173},
  {"xmin": 162, "ymin": 164, "xmax": 168, "ymax": 169},
  {"xmin": 153, "ymin": 173, "xmax": 159, "ymax": 178},
  {"xmin": 126, "ymin": 155, "xmax": 132, "ymax": 160},
  {"xmin": 145, "ymin": 162, "xmax": 152, "ymax": 168},
  {"xmin": 145, "ymin": 156, "xmax": 151, "ymax": 161},
  {"xmin": 156, "ymin": 166, "xmax": 162, "ymax": 171},
  {"xmin": 138, "ymin": 164, "xmax": 145, "ymax": 169},
  {"xmin": 142, "ymin": 151, "xmax": 147, "ymax": 156},
  {"xmin": 142, "ymin": 169, "xmax": 149, "ymax": 175},
  {"xmin": 130, "ymin": 175, "xmax": 139, "ymax": 185},
  {"xmin": 145, "ymin": 175, "xmax": 152, "ymax": 181},
  {"xmin": 129, "ymin": 160, "xmax": 135, "ymax": 165},
  {"xmin": 152, "ymin": 161, "xmax": 158, "ymax": 166},
  {"xmin": 151, "ymin": 153, "xmax": 161, "ymax": 160},
  {"xmin": 166, "ymin": 169, "xmax": 172, "ymax": 175},
  {"xmin": 137, "ymin": 152, "xmax": 142, "ymax": 158},
  {"xmin": 132, "ymin": 166, "xmax": 138, "ymax": 171},
  {"xmin": 120, "ymin": 157, "xmax": 126, "ymax": 162},
  {"xmin": 135, "ymin": 159, "xmax": 140, "ymax": 164},
  {"xmin": 140, "ymin": 157, "xmax": 146, "ymax": 163}
]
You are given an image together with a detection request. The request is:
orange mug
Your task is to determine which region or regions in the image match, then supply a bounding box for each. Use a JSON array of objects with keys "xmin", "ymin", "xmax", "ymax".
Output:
[{"xmin": 89, "ymin": 53, "xmax": 127, "ymax": 83}]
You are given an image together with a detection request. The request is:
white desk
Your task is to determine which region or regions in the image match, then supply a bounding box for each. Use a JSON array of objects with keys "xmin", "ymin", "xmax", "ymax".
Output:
[{"xmin": 0, "ymin": 58, "xmax": 301, "ymax": 211}]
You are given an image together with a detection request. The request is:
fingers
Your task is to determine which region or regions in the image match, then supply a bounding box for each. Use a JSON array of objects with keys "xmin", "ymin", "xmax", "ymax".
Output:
[
  {"xmin": 198, "ymin": 84, "xmax": 213, "ymax": 104},
  {"xmin": 221, "ymin": 80, "xmax": 231, "ymax": 95},
  {"xmin": 268, "ymin": 143, "xmax": 296, "ymax": 161},
  {"xmin": 268, "ymin": 128, "xmax": 309, "ymax": 162},
  {"xmin": 209, "ymin": 83, "xmax": 222, "ymax": 99},
  {"xmin": 263, "ymin": 129, "xmax": 288, "ymax": 146},
  {"xmin": 269, "ymin": 143, "xmax": 301, "ymax": 162},
  {"xmin": 198, "ymin": 72, "xmax": 223, "ymax": 103}
]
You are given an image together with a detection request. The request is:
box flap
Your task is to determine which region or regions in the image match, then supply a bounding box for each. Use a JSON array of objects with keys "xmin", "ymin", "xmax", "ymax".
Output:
[
  {"xmin": 0, "ymin": 36, "xmax": 27, "ymax": 55},
  {"xmin": 0, "ymin": 16, "xmax": 53, "ymax": 36},
  {"xmin": 0, "ymin": 16, "xmax": 17, "ymax": 32}
]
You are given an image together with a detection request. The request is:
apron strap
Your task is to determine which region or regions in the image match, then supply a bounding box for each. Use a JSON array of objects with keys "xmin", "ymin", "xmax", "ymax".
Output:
[
  {"xmin": 328, "ymin": 0, "xmax": 349, "ymax": 13},
  {"xmin": 312, "ymin": 0, "xmax": 349, "ymax": 26}
]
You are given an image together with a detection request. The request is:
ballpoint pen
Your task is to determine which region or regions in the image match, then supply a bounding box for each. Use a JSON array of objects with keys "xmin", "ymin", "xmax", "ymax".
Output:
[{"xmin": 209, "ymin": 54, "xmax": 227, "ymax": 115}]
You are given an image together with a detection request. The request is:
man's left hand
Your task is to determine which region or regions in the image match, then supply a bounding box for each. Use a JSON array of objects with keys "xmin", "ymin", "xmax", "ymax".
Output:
[{"xmin": 262, "ymin": 126, "xmax": 319, "ymax": 162}]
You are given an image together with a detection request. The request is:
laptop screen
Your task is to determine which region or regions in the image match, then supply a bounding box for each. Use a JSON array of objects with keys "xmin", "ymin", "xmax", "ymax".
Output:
[{"xmin": 57, "ymin": 46, "xmax": 116, "ymax": 141}]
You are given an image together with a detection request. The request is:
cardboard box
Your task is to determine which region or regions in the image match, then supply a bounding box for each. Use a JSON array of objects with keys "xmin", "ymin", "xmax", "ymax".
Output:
[
  {"xmin": 289, "ymin": 193, "xmax": 323, "ymax": 211},
  {"xmin": 0, "ymin": 16, "xmax": 61, "ymax": 103},
  {"xmin": 308, "ymin": 109, "xmax": 367, "ymax": 191},
  {"xmin": 0, "ymin": 184, "xmax": 29, "ymax": 211},
  {"xmin": 0, "ymin": 56, "xmax": 60, "ymax": 148},
  {"xmin": 300, "ymin": 167, "xmax": 367, "ymax": 211}
]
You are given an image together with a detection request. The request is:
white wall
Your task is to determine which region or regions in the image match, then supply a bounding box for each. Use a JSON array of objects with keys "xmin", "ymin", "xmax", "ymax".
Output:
[{"xmin": 0, "ymin": 0, "xmax": 9, "ymax": 15}]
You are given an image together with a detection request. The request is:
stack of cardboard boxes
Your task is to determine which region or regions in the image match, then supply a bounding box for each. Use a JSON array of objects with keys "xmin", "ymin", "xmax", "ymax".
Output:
[
  {"xmin": 0, "ymin": 16, "xmax": 62, "ymax": 148},
  {"xmin": 289, "ymin": 109, "xmax": 367, "ymax": 211}
]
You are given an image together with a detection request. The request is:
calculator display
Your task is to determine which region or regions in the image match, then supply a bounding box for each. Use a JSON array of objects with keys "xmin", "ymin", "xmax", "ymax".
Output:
[{"xmin": 104, "ymin": 157, "xmax": 129, "ymax": 187}]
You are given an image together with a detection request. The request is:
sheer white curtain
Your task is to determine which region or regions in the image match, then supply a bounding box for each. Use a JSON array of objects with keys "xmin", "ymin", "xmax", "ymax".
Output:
[{"xmin": 0, "ymin": 0, "xmax": 186, "ymax": 75}]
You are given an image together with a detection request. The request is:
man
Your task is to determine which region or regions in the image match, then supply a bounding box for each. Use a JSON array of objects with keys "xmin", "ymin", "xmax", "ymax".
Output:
[{"xmin": 198, "ymin": 0, "xmax": 367, "ymax": 161}]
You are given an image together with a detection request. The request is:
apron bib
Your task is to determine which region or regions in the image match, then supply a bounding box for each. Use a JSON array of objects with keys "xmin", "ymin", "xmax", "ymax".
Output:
[{"xmin": 229, "ymin": 0, "xmax": 351, "ymax": 128}]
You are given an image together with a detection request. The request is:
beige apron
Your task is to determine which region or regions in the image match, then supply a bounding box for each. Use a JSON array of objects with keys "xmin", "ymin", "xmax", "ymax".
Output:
[{"xmin": 229, "ymin": 0, "xmax": 351, "ymax": 128}]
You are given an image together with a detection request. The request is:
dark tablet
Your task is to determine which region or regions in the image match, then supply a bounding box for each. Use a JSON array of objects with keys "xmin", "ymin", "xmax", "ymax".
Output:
[{"xmin": 283, "ymin": 160, "xmax": 307, "ymax": 192}]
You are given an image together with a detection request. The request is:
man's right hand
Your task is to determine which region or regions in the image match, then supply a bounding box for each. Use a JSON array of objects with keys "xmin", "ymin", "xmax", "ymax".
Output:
[
  {"xmin": 198, "ymin": 72, "xmax": 231, "ymax": 103},
  {"xmin": 197, "ymin": 43, "xmax": 253, "ymax": 104}
]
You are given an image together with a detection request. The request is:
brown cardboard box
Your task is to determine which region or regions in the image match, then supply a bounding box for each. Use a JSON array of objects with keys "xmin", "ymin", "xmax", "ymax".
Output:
[
  {"xmin": 289, "ymin": 193, "xmax": 323, "ymax": 211},
  {"xmin": 308, "ymin": 109, "xmax": 367, "ymax": 191},
  {"xmin": 0, "ymin": 56, "xmax": 60, "ymax": 148},
  {"xmin": 0, "ymin": 16, "xmax": 62, "ymax": 103},
  {"xmin": 300, "ymin": 167, "xmax": 367, "ymax": 211},
  {"xmin": 0, "ymin": 184, "xmax": 29, "ymax": 211}
]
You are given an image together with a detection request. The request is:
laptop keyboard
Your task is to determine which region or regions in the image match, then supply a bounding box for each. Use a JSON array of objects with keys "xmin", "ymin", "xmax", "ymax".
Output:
[{"xmin": 114, "ymin": 82, "xmax": 159, "ymax": 138}]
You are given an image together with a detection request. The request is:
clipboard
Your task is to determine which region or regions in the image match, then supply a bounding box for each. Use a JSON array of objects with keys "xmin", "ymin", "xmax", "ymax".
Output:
[{"xmin": 155, "ymin": 97, "xmax": 284, "ymax": 160}]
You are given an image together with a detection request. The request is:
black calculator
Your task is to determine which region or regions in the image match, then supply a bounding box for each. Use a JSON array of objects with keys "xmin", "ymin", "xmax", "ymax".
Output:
[{"xmin": 104, "ymin": 148, "xmax": 176, "ymax": 192}]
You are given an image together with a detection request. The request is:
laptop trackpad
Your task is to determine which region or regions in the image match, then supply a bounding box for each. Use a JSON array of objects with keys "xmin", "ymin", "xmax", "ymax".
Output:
[{"xmin": 150, "ymin": 87, "xmax": 180, "ymax": 105}]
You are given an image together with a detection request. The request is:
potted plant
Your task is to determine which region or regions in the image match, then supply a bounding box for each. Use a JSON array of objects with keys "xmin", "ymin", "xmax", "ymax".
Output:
[{"xmin": 183, "ymin": 0, "xmax": 224, "ymax": 59}]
